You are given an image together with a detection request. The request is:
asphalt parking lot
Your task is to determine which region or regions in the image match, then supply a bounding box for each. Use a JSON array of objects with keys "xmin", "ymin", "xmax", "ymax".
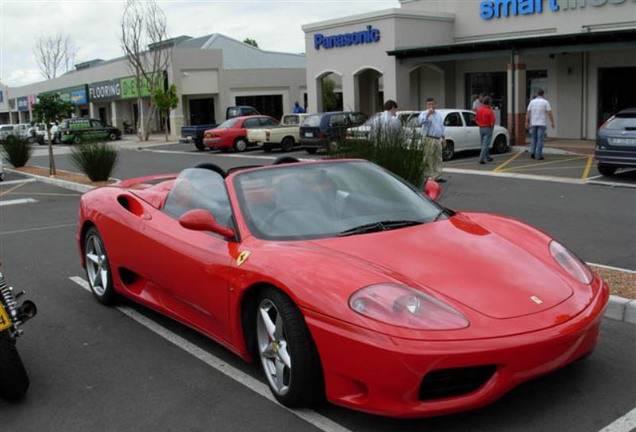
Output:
[{"xmin": 1, "ymin": 147, "xmax": 635, "ymax": 432}]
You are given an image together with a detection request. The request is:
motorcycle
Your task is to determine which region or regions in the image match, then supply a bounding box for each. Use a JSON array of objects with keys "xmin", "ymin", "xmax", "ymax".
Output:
[{"xmin": 0, "ymin": 265, "xmax": 37, "ymax": 400}]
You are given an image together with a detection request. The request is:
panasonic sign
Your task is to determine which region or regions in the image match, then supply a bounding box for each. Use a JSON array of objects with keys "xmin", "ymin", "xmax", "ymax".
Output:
[
  {"xmin": 479, "ymin": 0, "xmax": 633, "ymax": 20},
  {"xmin": 314, "ymin": 25, "xmax": 381, "ymax": 50}
]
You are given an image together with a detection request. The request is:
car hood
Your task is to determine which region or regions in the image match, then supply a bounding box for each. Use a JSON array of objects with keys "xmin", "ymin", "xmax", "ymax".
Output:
[{"xmin": 310, "ymin": 213, "xmax": 573, "ymax": 320}]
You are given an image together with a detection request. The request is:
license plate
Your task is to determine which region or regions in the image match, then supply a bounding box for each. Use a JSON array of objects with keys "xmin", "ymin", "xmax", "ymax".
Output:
[
  {"xmin": 0, "ymin": 303, "xmax": 11, "ymax": 331},
  {"xmin": 305, "ymin": 132, "xmax": 314, "ymax": 138},
  {"xmin": 609, "ymin": 137, "xmax": 636, "ymax": 146}
]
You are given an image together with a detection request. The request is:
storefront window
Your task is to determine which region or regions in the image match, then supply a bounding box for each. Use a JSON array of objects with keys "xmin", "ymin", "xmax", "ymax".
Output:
[{"xmin": 465, "ymin": 72, "xmax": 507, "ymax": 127}]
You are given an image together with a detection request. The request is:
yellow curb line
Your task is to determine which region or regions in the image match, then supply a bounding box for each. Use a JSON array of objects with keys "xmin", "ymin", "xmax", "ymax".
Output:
[
  {"xmin": 582, "ymin": 156, "xmax": 594, "ymax": 180},
  {"xmin": 493, "ymin": 151, "xmax": 524, "ymax": 172},
  {"xmin": 499, "ymin": 156, "xmax": 587, "ymax": 173},
  {"xmin": 0, "ymin": 182, "xmax": 26, "ymax": 197}
]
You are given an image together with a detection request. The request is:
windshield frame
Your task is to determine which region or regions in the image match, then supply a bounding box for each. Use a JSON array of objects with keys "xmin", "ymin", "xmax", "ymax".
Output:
[{"xmin": 232, "ymin": 160, "xmax": 447, "ymax": 242}]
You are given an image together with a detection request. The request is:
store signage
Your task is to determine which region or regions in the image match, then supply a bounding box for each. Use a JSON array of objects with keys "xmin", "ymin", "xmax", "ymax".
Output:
[
  {"xmin": 88, "ymin": 80, "xmax": 121, "ymax": 102},
  {"xmin": 314, "ymin": 25, "xmax": 381, "ymax": 50},
  {"xmin": 479, "ymin": 0, "xmax": 631, "ymax": 19},
  {"xmin": 120, "ymin": 73, "xmax": 163, "ymax": 99},
  {"xmin": 41, "ymin": 85, "xmax": 88, "ymax": 105},
  {"xmin": 17, "ymin": 97, "xmax": 29, "ymax": 111}
]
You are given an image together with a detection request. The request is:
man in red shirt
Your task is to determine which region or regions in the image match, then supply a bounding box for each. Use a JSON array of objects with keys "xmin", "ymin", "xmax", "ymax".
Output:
[{"xmin": 475, "ymin": 96, "xmax": 496, "ymax": 164}]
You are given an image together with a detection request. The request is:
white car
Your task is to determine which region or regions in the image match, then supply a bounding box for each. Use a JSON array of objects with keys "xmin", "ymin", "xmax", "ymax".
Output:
[
  {"xmin": 405, "ymin": 109, "xmax": 509, "ymax": 160},
  {"xmin": 345, "ymin": 110, "xmax": 420, "ymax": 141},
  {"xmin": 0, "ymin": 125, "xmax": 14, "ymax": 140}
]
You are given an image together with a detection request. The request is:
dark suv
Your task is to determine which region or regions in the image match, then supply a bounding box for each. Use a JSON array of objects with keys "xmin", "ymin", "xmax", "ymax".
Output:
[
  {"xmin": 300, "ymin": 111, "xmax": 367, "ymax": 154},
  {"xmin": 60, "ymin": 118, "xmax": 121, "ymax": 144},
  {"xmin": 595, "ymin": 108, "xmax": 636, "ymax": 176}
]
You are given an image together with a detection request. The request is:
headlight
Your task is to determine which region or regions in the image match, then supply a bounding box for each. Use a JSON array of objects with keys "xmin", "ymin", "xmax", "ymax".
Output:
[
  {"xmin": 349, "ymin": 283, "xmax": 469, "ymax": 330},
  {"xmin": 549, "ymin": 240, "xmax": 593, "ymax": 284}
]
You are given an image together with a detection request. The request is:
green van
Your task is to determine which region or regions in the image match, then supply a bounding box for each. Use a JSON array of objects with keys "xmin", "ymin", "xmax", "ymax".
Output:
[{"xmin": 60, "ymin": 118, "xmax": 121, "ymax": 144}]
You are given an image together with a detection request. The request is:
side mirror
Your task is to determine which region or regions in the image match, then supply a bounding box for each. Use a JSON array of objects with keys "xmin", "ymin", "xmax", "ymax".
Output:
[
  {"xmin": 424, "ymin": 179, "xmax": 441, "ymax": 201},
  {"xmin": 179, "ymin": 209, "xmax": 235, "ymax": 239}
]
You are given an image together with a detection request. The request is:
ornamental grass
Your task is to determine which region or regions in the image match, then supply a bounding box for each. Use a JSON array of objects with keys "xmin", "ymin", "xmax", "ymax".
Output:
[
  {"xmin": 1, "ymin": 136, "xmax": 32, "ymax": 168},
  {"xmin": 70, "ymin": 139, "xmax": 119, "ymax": 182}
]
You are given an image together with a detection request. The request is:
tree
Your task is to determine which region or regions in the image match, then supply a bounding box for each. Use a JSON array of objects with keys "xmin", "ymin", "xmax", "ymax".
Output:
[
  {"xmin": 33, "ymin": 33, "xmax": 78, "ymax": 80},
  {"xmin": 152, "ymin": 84, "xmax": 179, "ymax": 142},
  {"xmin": 120, "ymin": 0, "xmax": 171, "ymax": 141},
  {"xmin": 243, "ymin": 38, "xmax": 258, "ymax": 47},
  {"xmin": 32, "ymin": 93, "xmax": 74, "ymax": 176},
  {"xmin": 322, "ymin": 77, "xmax": 338, "ymax": 112}
]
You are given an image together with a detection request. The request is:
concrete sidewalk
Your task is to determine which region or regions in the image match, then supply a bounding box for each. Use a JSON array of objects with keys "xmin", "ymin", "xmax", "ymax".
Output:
[{"xmin": 512, "ymin": 138, "xmax": 595, "ymax": 156}]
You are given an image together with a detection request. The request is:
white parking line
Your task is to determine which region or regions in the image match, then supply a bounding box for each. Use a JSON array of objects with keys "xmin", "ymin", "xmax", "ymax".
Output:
[
  {"xmin": 0, "ymin": 179, "xmax": 36, "ymax": 186},
  {"xmin": 69, "ymin": 276, "xmax": 351, "ymax": 432},
  {"xmin": 0, "ymin": 223, "xmax": 77, "ymax": 236},
  {"xmin": 0, "ymin": 198, "xmax": 37, "ymax": 207},
  {"xmin": 596, "ymin": 407, "xmax": 636, "ymax": 432}
]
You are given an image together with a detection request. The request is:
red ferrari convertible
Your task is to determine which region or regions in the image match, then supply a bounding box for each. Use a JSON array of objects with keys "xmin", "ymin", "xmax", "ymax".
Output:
[{"xmin": 76, "ymin": 158, "xmax": 609, "ymax": 418}]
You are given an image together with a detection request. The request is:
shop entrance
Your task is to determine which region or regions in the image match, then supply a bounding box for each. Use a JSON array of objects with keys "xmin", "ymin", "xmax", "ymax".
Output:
[
  {"xmin": 235, "ymin": 95, "xmax": 283, "ymax": 120},
  {"xmin": 465, "ymin": 72, "xmax": 507, "ymax": 127},
  {"xmin": 598, "ymin": 67, "xmax": 636, "ymax": 127},
  {"xmin": 189, "ymin": 98, "xmax": 215, "ymax": 125},
  {"xmin": 99, "ymin": 107, "xmax": 108, "ymax": 125}
]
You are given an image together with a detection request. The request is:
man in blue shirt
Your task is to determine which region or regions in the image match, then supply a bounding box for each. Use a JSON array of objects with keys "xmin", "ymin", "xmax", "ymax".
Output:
[
  {"xmin": 293, "ymin": 102, "xmax": 305, "ymax": 113},
  {"xmin": 418, "ymin": 97, "xmax": 446, "ymax": 182}
]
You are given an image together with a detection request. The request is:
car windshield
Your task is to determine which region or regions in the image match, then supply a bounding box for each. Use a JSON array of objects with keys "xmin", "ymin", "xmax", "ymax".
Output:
[
  {"xmin": 233, "ymin": 161, "xmax": 444, "ymax": 241},
  {"xmin": 218, "ymin": 118, "xmax": 239, "ymax": 129},
  {"xmin": 604, "ymin": 114, "xmax": 636, "ymax": 130},
  {"xmin": 301, "ymin": 115, "xmax": 322, "ymax": 127}
]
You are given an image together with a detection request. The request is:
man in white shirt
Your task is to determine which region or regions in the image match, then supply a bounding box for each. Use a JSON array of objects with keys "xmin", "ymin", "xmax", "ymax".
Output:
[
  {"xmin": 525, "ymin": 89, "xmax": 555, "ymax": 160},
  {"xmin": 371, "ymin": 100, "xmax": 401, "ymax": 139}
]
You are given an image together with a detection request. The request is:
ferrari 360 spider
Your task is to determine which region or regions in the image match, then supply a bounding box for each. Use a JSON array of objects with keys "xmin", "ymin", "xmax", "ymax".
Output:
[{"xmin": 76, "ymin": 158, "xmax": 609, "ymax": 418}]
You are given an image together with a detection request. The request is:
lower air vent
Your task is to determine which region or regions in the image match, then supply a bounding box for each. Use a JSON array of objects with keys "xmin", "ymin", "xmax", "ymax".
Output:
[{"xmin": 419, "ymin": 365, "xmax": 497, "ymax": 401}]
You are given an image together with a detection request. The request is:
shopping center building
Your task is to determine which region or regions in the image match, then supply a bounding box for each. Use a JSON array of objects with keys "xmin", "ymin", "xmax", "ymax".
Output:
[
  {"xmin": 1, "ymin": 34, "xmax": 306, "ymax": 136},
  {"xmin": 303, "ymin": 0, "xmax": 636, "ymax": 143}
]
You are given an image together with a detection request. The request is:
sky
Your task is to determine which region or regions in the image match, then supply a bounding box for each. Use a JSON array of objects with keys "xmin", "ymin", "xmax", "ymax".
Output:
[{"xmin": 0, "ymin": 0, "xmax": 401, "ymax": 88}]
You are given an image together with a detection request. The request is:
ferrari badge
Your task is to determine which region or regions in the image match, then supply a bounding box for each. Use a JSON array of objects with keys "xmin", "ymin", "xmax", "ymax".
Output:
[
  {"xmin": 530, "ymin": 295, "xmax": 543, "ymax": 305},
  {"xmin": 237, "ymin": 251, "xmax": 251, "ymax": 267}
]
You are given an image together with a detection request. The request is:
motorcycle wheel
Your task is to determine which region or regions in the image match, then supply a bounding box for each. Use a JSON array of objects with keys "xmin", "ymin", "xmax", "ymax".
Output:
[{"xmin": 0, "ymin": 331, "xmax": 30, "ymax": 400}]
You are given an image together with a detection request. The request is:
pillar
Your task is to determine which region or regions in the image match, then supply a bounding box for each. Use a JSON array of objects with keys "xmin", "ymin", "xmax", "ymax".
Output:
[
  {"xmin": 89, "ymin": 102, "xmax": 95, "ymax": 119},
  {"xmin": 507, "ymin": 54, "xmax": 526, "ymax": 146}
]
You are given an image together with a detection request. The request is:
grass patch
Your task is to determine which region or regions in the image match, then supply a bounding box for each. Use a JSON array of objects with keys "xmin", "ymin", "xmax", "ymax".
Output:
[{"xmin": 70, "ymin": 141, "xmax": 119, "ymax": 182}]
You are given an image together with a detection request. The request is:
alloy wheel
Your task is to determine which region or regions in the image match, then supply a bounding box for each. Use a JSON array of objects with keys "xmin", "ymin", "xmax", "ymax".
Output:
[
  {"xmin": 257, "ymin": 299, "xmax": 292, "ymax": 396},
  {"xmin": 85, "ymin": 234, "xmax": 109, "ymax": 296}
]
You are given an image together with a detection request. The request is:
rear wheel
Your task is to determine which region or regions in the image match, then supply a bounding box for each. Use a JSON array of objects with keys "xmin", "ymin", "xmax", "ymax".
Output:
[
  {"xmin": 442, "ymin": 140, "xmax": 455, "ymax": 161},
  {"xmin": 281, "ymin": 137, "xmax": 295, "ymax": 152},
  {"xmin": 84, "ymin": 227, "xmax": 117, "ymax": 305},
  {"xmin": 108, "ymin": 132, "xmax": 117, "ymax": 141},
  {"xmin": 73, "ymin": 135, "xmax": 82, "ymax": 145},
  {"xmin": 194, "ymin": 139, "xmax": 205, "ymax": 151},
  {"xmin": 0, "ymin": 331, "xmax": 30, "ymax": 400},
  {"xmin": 234, "ymin": 138, "xmax": 248, "ymax": 152},
  {"xmin": 262, "ymin": 144, "xmax": 272, "ymax": 152},
  {"xmin": 255, "ymin": 288, "xmax": 324, "ymax": 407},
  {"xmin": 492, "ymin": 135, "xmax": 508, "ymax": 154},
  {"xmin": 597, "ymin": 163, "xmax": 617, "ymax": 177},
  {"xmin": 305, "ymin": 148, "xmax": 318, "ymax": 155}
]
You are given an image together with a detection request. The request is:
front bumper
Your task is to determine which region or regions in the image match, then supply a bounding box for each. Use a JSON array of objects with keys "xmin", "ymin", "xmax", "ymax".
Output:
[
  {"xmin": 305, "ymin": 278, "xmax": 609, "ymax": 418},
  {"xmin": 595, "ymin": 148, "xmax": 636, "ymax": 167},
  {"xmin": 179, "ymin": 136, "xmax": 194, "ymax": 144}
]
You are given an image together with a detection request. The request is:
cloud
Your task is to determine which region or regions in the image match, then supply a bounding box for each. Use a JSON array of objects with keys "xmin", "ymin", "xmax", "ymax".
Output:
[{"xmin": 1, "ymin": 0, "xmax": 400, "ymax": 87}]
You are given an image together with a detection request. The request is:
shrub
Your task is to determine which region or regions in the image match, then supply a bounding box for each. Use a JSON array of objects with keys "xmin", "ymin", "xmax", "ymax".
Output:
[
  {"xmin": 70, "ymin": 140, "xmax": 119, "ymax": 182},
  {"xmin": 1, "ymin": 136, "xmax": 32, "ymax": 168},
  {"xmin": 328, "ymin": 126, "xmax": 427, "ymax": 187}
]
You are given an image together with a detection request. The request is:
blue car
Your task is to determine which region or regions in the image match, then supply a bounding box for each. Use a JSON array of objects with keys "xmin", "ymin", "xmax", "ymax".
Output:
[{"xmin": 300, "ymin": 111, "xmax": 367, "ymax": 154}]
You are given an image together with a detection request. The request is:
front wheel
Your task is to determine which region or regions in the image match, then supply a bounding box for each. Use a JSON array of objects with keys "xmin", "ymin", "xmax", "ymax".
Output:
[
  {"xmin": 305, "ymin": 148, "xmax": 318, "ymax": 155},
  {"xmin": 597, "ymin": 163, "xmax": 617, "ymax": 177},
  {"xmin": 84, "ymin": 227, "xmax": 117, "ymax": 305},
  {"xmin": 492, "ymin": 135, "xmax": 508, "ymax": 154},
  {"xmin": 281, "ymin": 137, "xmax": 295, "ymax": 152},
  {"xmin": 109, "ymin": 132, "xmax": 118, "ymax": 141},
  {"xmin": 255, "ymin": 288, "xmax": 324, "ymax": 407},
  {"xmin": 234, "ymin": 138, "xmax": 248, "ymax": 152},
  {"xmin": 194, "ymin": 139, "xmax": 205, "ymax": 151},
  {"xmin": 0, "ymin": 331, "xmax": 30, "ymax": 400}
]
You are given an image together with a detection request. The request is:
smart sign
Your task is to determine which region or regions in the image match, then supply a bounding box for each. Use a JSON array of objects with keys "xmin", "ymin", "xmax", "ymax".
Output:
[
  {"xmin": 314, "ymin": 25, "xmax": 381, "ymax": 50},
  {"xmin": 479, "ymin": 0, "xmax": 633, "ymax": 20}
]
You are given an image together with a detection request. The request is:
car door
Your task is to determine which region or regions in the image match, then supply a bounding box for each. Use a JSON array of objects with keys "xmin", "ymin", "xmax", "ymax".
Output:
[
  {"xmin": 90, "ymin": 119, "xmax": 110, "ymax": 141},
  {"xmin": 130, "ymin": 168, "xmax": 235, "ymax": 341},
  {"xmin": 461, "ymin": 111, "xmax": 481, "ymax": 150},
  {"xmin": 443, "ymin": 111, "xmax": 465, "ymax": 150}
]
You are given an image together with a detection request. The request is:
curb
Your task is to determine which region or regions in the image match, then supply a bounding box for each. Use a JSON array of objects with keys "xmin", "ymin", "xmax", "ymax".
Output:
[{"xmin": 6, "ymin": 166, "xmax": 635, "ymax": 325}]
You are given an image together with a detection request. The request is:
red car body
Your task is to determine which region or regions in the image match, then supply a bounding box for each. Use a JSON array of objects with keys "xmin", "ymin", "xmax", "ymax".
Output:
[
  {"xmin": 76, "ymin": 159, "xmax": 609, "ymax": 418},
  {"xmin": 202, "ymin": 115, "xmax": 278, "ymax": 151}
]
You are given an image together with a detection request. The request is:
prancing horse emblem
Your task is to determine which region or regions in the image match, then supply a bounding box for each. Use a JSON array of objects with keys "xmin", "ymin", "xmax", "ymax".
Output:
[
  {"xmin": 530, "ymin": 295, "xmax": 543, "ymax": 305},
  {"xmin": 237, "ymin": 251, "xmax": 251, "ymax": 267}
]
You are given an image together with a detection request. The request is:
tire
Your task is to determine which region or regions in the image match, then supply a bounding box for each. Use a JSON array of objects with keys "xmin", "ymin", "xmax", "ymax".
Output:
[
  {"xmin": 262, "ymin": 144, "xmax": 272, "ymax": 153},
  {"xmin": 281, "ymin": 137, "xmax": 295, "ymax": 152},
  {"xmin": 255, "ymin": 287, "xmax": 324, "ymax": 407},
  {"xmin": 597, "ymin": 163, "xmax": 617, "ymax": 177},
  {"xmin": 305, "ymin": 148, "xmax": 318, "ymax": 155},
  {"xmin": 194, "ymin": 139, "xmax": 205, "ymax": 151},
  {"xmin": 492, "ymin": 135, "xmax": 508, "ymax": 154},
  {"xmin": 84, "ymin": 227, "xmax": 117, "ymax": 305},
  {"xmin": 109, "ymin": 132, "xmax": 117, "ymax": 141},
  {"xmin": 234, "ymin": 138, "xmax": 248, "ymax": 152},
  {"xmin": 73, "ymin": 135, "xmax": 82, "ymax": 145},
  {"xmin": 0, "ymin": 331, "xmax": 30, "ymax": 400},
  {"xmin": 442, "ymin": 140, "xmax": 455, "ymax": 161}
]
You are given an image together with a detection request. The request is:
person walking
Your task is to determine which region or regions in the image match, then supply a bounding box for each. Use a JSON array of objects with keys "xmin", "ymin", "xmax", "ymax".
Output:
[
  {"xmin": 475, "ymin": 96, "xmax": 495, "ymax": 164},
  {"xmin": 525, "ymin": 89, "xmax": 555, "ymax": 160},
  {"xmin": 293, "ymin": 101, "xmax": 305, "ymax": 113},
  {"xmin": 418, "ymin": 97, "xmax": 446, "ymax": 182},
  {"xmin": 472, "ymin": 92, "xmax": 485, "ymax": 111}
]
